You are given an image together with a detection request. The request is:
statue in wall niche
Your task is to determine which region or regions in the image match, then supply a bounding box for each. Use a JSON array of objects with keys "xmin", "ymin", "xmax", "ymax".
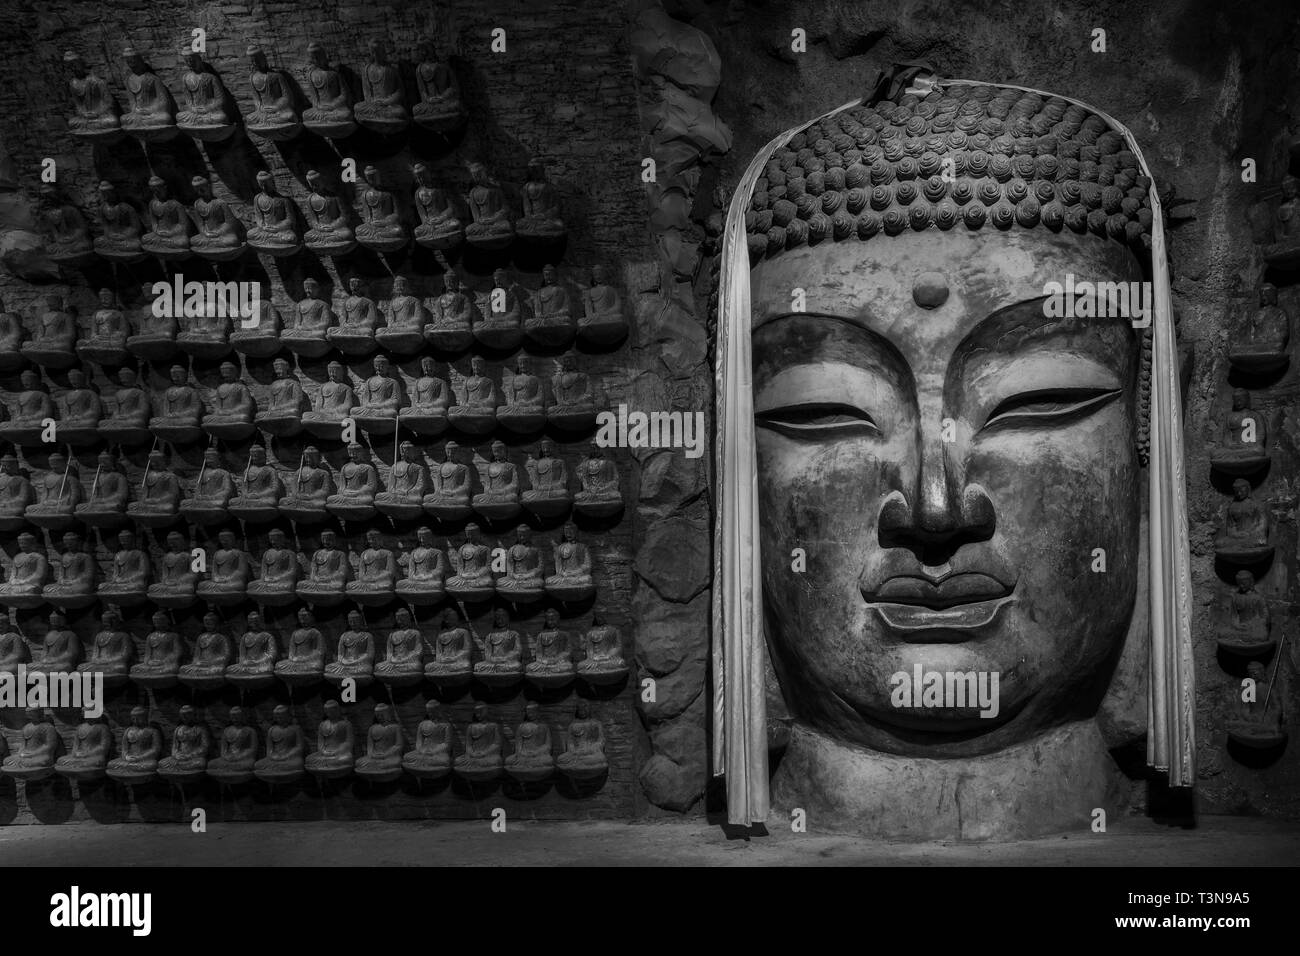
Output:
[
  {"xmin": 0, "ymin": 296, "xmax": 27, "ymax": 370},
  {"xmin": 127, "ymin": 449, "xmax": 180, "ymax": 527},
  {"xmin": 98, "ymin": 528, "xmax": 150, "ymax": 606},
  {"xmin": 277, "ymin": 607, "xmax": 325, "ymax": 684},
  {"xmin": 412, "ymin": 163, "xmax": 464, "ymax": 251},
  {"xmin": 150, "ymin": 365, "xmax": 203, "ymax": 443},
  {"xmin": 100, "ymin": 368, "xmax": 152, "ymax": 446},
  {"xmin": 120, "ymin": 47, "xmax": 177, "ymax": 142},
  {"xmin": 0, "ymin": 370, "xmax": 54, "ymax": 445},
  {"xmin": 280, "ymin": 445, "xmax": 335, "ymax": 523},
  {"xmin": 207, "ymin": 706, "xmax": 257, "ymax": 784},
  {"xmin": 574, "ymin": 442, "xmax": 621, "ymax": 517},
  {"xmin": 526, "ymin": 608, "xmax": 574, "ymax": 687},
  {"xmin": 158, "ymin": 704, "xmax": 211, "ymax": 782},
  {"xmin": 126, "ymin": 283, "xmax": 178, "ymax": 362},
  {"xmin": 179, "ymin": 610, "xmax": 233, "ymax": 683},
  {"xmin": 506, "ymin": 703, "xmax": 555, "ymax": 782},
  {"xmin": 258, "ymin": 358, "xmax": 310, "ymax": 437},
  {"xmin": 353, "ymin": 355, "xmax": 403, "ymax": 434},
  {"xmin": 189, "ymin": 176, "xmax": 246, "ymax": 261},
  {"xmin": 2, "ymin": 707, "xmax": 59, "ymax": 780},
  {"xmin": 424, "ymin": 440, "xmax": 473, "ymax": 520},
  {"xmin": 141, "ymin": 176, "xmax": 192, "ymax": 261},
  {"xmin": 475, "ymin": 608, "xmax": 524, "ymax": 687},
  {"xmin": 30, "ymin": 611, "xmax": 79, "ymax": 674},
  {"xmin": 556, "ymin": 701, "xmax": 607, "ymax": 780},
  {"xmin": 329, "ymin": 277, "xmax": 380, "ymax": 355},
  {"xmin": 307, "ymin": 699, "xmax": 355, "ymax": 778},
  {"xmin": 131, "ymin": 610, "xmax": 182, "ymax": 687},
  {"xmin": 356, "ymin": 166, "xmax": 408, "ymax": 252},
  {"xmin": 526, "ymin": 265, "xmax": 577, "ymax": 347},
  {"xmin": 1212, "ymin": 388, "xmax": 1269, "ymax": 474},
  {"xmin": 464, "ymin": 162, "xmax": 514, "ymax": 249},
  {"xmin": 425, "ymin": 607, "xmax": 472, "ymax": 685},
  {"xmin": 1217, "ymin": 570, "xmax": 1272, "ymax": 654},
  {"xmin": 0, "ymin": 623, "xmax": 29, "ymax": 675},
  {"xmin": 0, "ymin": 532, "xmax": 48, "ymax": 609},
  {"xmin": 296, "ymin": 528, "xmax": 351, "ymax": 604},
  {"xmin": 246, "ymin": 529, "xmax": 298, "ymax": 606},
  {"xmin": 347, "ymin": 529, "xmax": 397, "ymax": 606},
  {"xmin": 22, "ymin": 296, "xmax": 78, "ymax": 369},
  {"xmin": 247, "ymin": 171, "xmax": 301, "ymax": 256},
  {"xmin": 303, "ymin": 170, "xmax": 357, "ymax": 255},
  {"xmin": 55, "ymin": 715, "xmax": 114, "ymax": 782},
  {"xmin": 447, "ymin": 356, "xmax": 498, "ymax": 433},
  {"xmin": 547, "ymin": 352, "xmax": 598, "ymax": 430},
  {"xmin": 1227, "ymin": 661, "xmax": 1287, "ymax": 749},
  {"xmin": 403, "ymin": 701, "xmax": 453, "ymax": 779},
  {"xmin": 375, "ymin": 607, "xmax": 424, "ymax": 685},
  {"xmin": 180, "ymin": 449, "xmax": 237, "ymax": 525},
  {"xmin": 93, "ymin": 181, "xmax": 145, "ymax": 263},
  {"xmin": 76, "ymin": 450, "xmax": 129, "ymax": 528},
  {"xmin": 302, "ymin": 362, "xmax": 357, "ymax": 440},
  {"xmin": 473, "ymin": 441, "xmax": 521, "ymax": 521},
  {"xmin": 377, "ymin": 276, "xmax": 428, "ymax": 354},
  {"xmin": 516, "ymin": 161, "xmax": 566, "ymax": 243},
  {"xmin": 399, "ymin": 360, "xmax": 450, "ymax": 436},
  {"xmin": 229, "ymin": 445, "xmax": 285, "ymax": 523},
  {"xmin": 1229, "ymin": 283, "xmax": 1292, "ymax": 373},
  {"xmin": 579, "ymin": 265, "xmax": 629, "ymax": 346},
  {"xmin": 455, "ymin": 704, "xmax": 504, "ymax": 783},
  {"xmin": 77, "ymin": 288, "xmax": 129, "ymax": 365},
  {"xmin": 497, "ymin": 357, "xmax": 547, "ymax": 433},
  {"xmin": 226, "ymin": 611, "xmax": 279, "ymax": 687},
  {"xmin": 475, "ymin": 268, "xmax": 525, "ymax": 350},
  {"xmin": 302, "ymin": 41, "xmax": 356, "ymax": 139},
  {"xmin": 176, "ymin": 48, "xmax": 235, "ymax": 142},
  {"xmin": 146, "ymin": 530, "xmax": 197, "ymax": 607},
  {"xmin": 377, "ymin": 441, "xmax": 430, "ymax": 519},
  {"xmin": 26, "ymin": 451, "xmax": 82, "ymax": 530},
  {"xmin": 202, "ymin": 362, "xmax": 257, "ymax": 439},
  {"xmin": 1265, "ymin": 175, "xmax": 1300, "ymax": 268},
  {"xmin": 1214, "ymin": 478, "xmax": 1273, "ymax": 564},
  {"xmin": 230, "ymin": 284, "xmax": 284, "ymax": 357},
  {"xmin": 245, "ymin": 44, "xmax": 301, "ymax": 141},
  {"xmin": 446, "ymin": 522, "xmax": 494, "ymax": 602},
  {"xmin": 81, "ymin": 607, "xmax": 133, "ymax": 687},
  {"xmin": 545, "ymin": 521, "xmax": 594, "ymax": 602},
  {"xmin": 325, "ymin": 610, "xmax": 376, "ymax": 685},
  {"xmin": 425, "ymin": 270, "xmax": 476, "ymax": 352},
  {"xmin": 64, "ymin": 50, "xmax": 121, "ymax": 141},
  {"xmin": 38, "ymin": 185, "xmax": 94, "ymax": 263},
  {"xmin": 285, "ymin": 277, "xmax": 336, "ymax": 358},
  {"xmin": 523, "ymin": 440, "xmax": 571, "ymax": 517},
  {"xmin": 577, "ymin": 614, "xmax": 626, "ymax": 685},
  {"xmin": 197, "ymin": 530, "xmax": 252, "ymax": 605},
  {"xmin": 254, "ymin": 704, "xmax": 306, "ymax": 784},
  {"xmin": 178, "ymin": 304, "xmax": 234, "ymax": 363},
  {"xmin": 42, "ymin": 530, "xmax": 96, "ymax": 610},
  {"xmin": 106, "ymin": 706, "xmax": 162, "ymax": 784},
  {"xmin": 355, "ymin": 39, "xmax": 408, "ymax": 134},
  {"xmin": 412, "ymin": 35, "xmax": 464, "ymax": 133},
  {"xmin": 396, "ymin": 526, "xmax": 446, "ymax": 604},
  {"xmin": 0, "ymin": 454, "xmax": 35, "ymax": 531},
  {"xmin": 356, "ymin": 703, "xmax": 404, "ymax": 782},
  {"xmin": 496, "ymin": 525, "xmax": 544, "ymax": 604},
  {"xmin": 325, "ymin": 442, "xmax": 378, "ymax": 521}
]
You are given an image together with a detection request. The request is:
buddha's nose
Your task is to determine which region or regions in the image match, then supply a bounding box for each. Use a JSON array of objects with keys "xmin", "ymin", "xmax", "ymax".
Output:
[{"xmin": 879, "ymin": 430, "xmax": 995, "ymax": 559}]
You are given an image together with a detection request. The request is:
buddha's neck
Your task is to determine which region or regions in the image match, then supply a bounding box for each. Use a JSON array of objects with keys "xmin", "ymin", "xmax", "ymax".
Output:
[{"xmin": 771, "ymin": 718, "xmax": 1131, "ymax": 841}]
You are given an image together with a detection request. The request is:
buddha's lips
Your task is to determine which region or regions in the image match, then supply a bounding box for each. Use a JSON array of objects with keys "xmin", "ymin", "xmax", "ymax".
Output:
[{"xmin": 866, "ymin": 573, "xmax": 1012, "ymax": 609}]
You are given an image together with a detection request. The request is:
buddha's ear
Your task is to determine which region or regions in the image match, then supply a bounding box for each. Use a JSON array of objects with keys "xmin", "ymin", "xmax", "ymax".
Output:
[{"xmin": 1097, "ymin": 468, "xmax": 1149, "ymax": 753}]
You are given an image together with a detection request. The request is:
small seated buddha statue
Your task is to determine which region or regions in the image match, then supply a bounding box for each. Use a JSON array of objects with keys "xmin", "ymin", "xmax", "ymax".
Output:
[
  {"xmin": 107, "ymin": 706, "xmax": 163, "ymax": 784},
  {"xmin": 446, "ymin": 522, "xmax": 495, "ymax": 602},
  {"xmin": 176, "ymin": 47, "xmax": 235, "ymax": 141},
  {"xmin": 79, "ymin": 607, "xmax": 132, "ymax": 688},
  {"xmin": 38, "ymin": 184, "xmax": 94, "ymax": 264},
  {"xmin": 353, "ymin": 355, "xmax": 403, "ymax": 435},
  {"xmin": 276, "ymin": 607, "xmax": 325, "ymax": 685},
  {"xmin": 515, "ymin": 160, "xmax": 566, "ymax": 244},
  {"xmin": 295, "ymin": 528, "xmax": 351, "ymax": 605},
  {"xmin": 64, "ymin": 50, "xmax": 121, "ymax": 142},
  {"xmin": 574, "ymin": 441, "xmax": 622, "ymax": 516},
  {"xmin": 98, "ymin": 528, "xmax": 150, "ymax": 606},
  {"xmin": 497, "ymin": 525, "xmax": 544, "ymax": 605},
  {"xmin": 546, "ymin": 521, "xmax": 596, "ymax": 601},
  {"xmin": 475, "ymin": 608, "xmax": 524, "ymax": 687},
  {"xmin": 149, "ymin": 365, "xmax": 203, "ymax": 443},
  {"xmin": 395, "ymin": 526, "xmax": 447, "ymax": 605},
  {"xmin": 425, "ymin": 607, "xmax": 473, "ymax": 686},
  {"xmin": 120, "ymin": 47, "xmax": 177, "ymax": 142},
  {"xmin": 412, "ymin": 35, "xmax": 465, "ymax": 133},
  {"xmin": 179, "ymin": 448, "xmax": 237, "ymax": 525},
  {"xmin": 246, "ymin": 170, "xmax": 301, "ymax": 256},
  {"xmin": 424, "ymin": 270, "xmax": 476, "ymax": 352},
  {"xmin": 1211, "ymin": 389, "xmax": 1269, "ymax": 475},
  {"xmin": 356, "ymin": 703, "xmax": 405, "ymax": 783},
  {"xmin": 42, "ymin": 530, "xmax": 97, "ymax": 610},
  {"xmin": 556, "ymin": 702, "xmax": 608, "ymax": 780},
  {"xmin": 328, "ymin": 277, "xmax": 380, "ymax": 356},
  {"xmin": 398, "ymin": 358, "xmax": 450, "ymax": 436},
  {"xmin": 244, "ymin": 44, "xmax": 301, "ymax": 142},
  {"xmin": 2, "ymin": 708, "xmax": 59, "ymax": 782},
  {"xmin": 301, "ymin": 41, "xmax": 356, "ymax": 139},
  {"xmin": 197, "ymin": 529, "xmax": 252, "ymax": 606},
  {"xmin": 356, "ymin": 165, "xmax": 409, "ymax": 252},
  {"xmin": 92, "ymin": 180, "xmax": 145, "ymax": 263},
  {"xmin": 402, "ymin": 701, "xmax": 453, "ymax": 780},
  {"xmin": 246, "ymin": 529, "xmax": 299, "ymax": 607},
  {"xmin": 1227, "ymin": 661, "xmax": 1288, "ymax": 748},
  {"xmin": 375, "ymin": 607, "xmax": 424, "ymax": 686},
  {"xmin": 141, "ymin": 176, "xmax": 192, "ymax": 261},
  {"xmin": 146, "ymin": 530, "xmax": 198, "ymax": 608},
  {"xmin": 257, "ymin": 358, "xmax": 310, "ymax": 438},
  {"xmin": 1229, "ymin": 283, "xmax": 1292, "ymax": 375},
  {"xmin": 55, "ymin": 715, "xmax": 114, "ymax": 783},
  {"xmin": 303, "ymin": 170, "xmax": 357, "ymax": 255},
  {"xmin": 22, "ymin": 295, "xmax": 79, "ymax": 369},
  {"xmin": 0, "ymin": 623, "xmax": 28, "ymax": 676},
  {"xmin": 0, "ymin": 370, "xmax": 54, "ymax": 446},
  {"xmin": 578, "ymin": 264, "xmax": 630, "ymax": 345},
  {"xmin": 189, "ymin": 175, "xmax": 246, "ymax": 262},
  {"xmin": 496, "ymin": 357, "xmax": 547, "ymax": 433},
  {"xmin": 473, "ymin": 441, "xmax": 521, "ymax": 521},
  {"xmin": 474, "ymin": 268, "xmax": 525, "ymax": 350},
  {"xmin": 505, "ymin": 702, "xmax": 555, "ymax": 783},
  {"xmin": 253, "ymin": 704, "xmax": 306, "ymax": 784},
  {"xmin": 228, "ymin": 282, "xmax": 284, "ymax": 358},
  {"xmin": 284, "ymin": 277, "xmax": 336, "ymax": 359},
  {"xmin": 125, "ymin": 283, "xmax": 178, "ymax": 362},
  {"xmin": 25, "ymin": 452, "xmax": 82, "ymax": 531},
  {"xmin": 302, "ymin": 361, "xmax": 357, "ymax": 440},
  {"xmin": 279, "ymin": 445, "xmax": 336, "ymax": 524},
  {"xmin": 324, "ymin": 610, "xmax": 376, "ymax": 686},
  {"xmin": 423, "ymin": 440, "xmax": 473, "ymax": 520},
  {"xmin": 523, "ymin": 440, "xmax": 572, "ymax": 518},
  {"xmin": 548, "ymin": 351, "xmax": 599, "ymax": 431},
  {"xmin": 0, "ymin": 453, "xmax": 34, "ymax": 531},
  {"xmin": 377, "ymin": 441, "xmax": 430, "ymax": 520},
  {"xmin": 225, "ymin": 611, "xmax": 279, "ymax": 688},
  {"xmin": 412, "ymin": 163, "xmax": 464, "ymax": 251},
  {"xmin": 464, "ymin": 162, "xmax": 514, "ymax": 250},
  {"xmin": 577, "ymin": 614, "xmax": 627, "ymax": 685},
  {"xmin": 30, "ymin": 611, "xmax": 80, "ymax": 674},
  {"xmin": 376, "ymin": 276, "xmax": 427, "ymax": 355},
  {"xmin": 158, "ymin": 704, "xmax": 211, "ymax": 783},
  {"xmin": 0, "ymin": 532, "xmax": 49, "ymax": 609},
  {"xmin": 1217, "ymin": 570, "xmax": 1272, "ymax": 654},
  {"xmin": 0, "ymin": 297, "xmax": 27, "ymax": 372},
  {"xmin": 455, "ymin": 703, "xmax": 504, "ymax": 783},
  {"xmin": 131, "ymin": 610, "xmax": 183, "ymax": 687},
  {"xmin": 447, "ymin": 356, "xmax": 498, "ymax": 434},
  {"xmin": 229, "ymin": 445, "xmax": 285, "ymax": 523},
  {"xmin": 526, "ymin": 265, "xmax": 577, "ymax": 347},
  {"xmin": 202, "ymin": 362, "xmax": 256, "ymax": 439},
  {"xmin": 306, "ymin": 699, "xmax": 355, "ymax": 779},
  {"xmin": 346, "ymin": 529, "xmax": 397, "ymax": 606},
  {"xmin": 77, "ymin": 288, "xmax": 130, "ymax": 365},
  {"xmin": 207, "ymin": 706, "xmax": 257, "ymax": 785},
  {"xmin": 56, "ymin": 369, "xmax": 102, "ymax": 446},
  {"xmin": 326, "ymin": 442, "xmax": 379, "ymax": 521},
  {"xmin": 527, "ymin": 608, "xmax": 575, "ymax": 688},
  {"xmin": 177, "ymin": 306, "xmax": 234, "ymax": 365},
  {"xmin": 1214, "ymin": 478, "xmax": 1273, "ymax": 564},
  {"xmin": 126, "ymin": 449, "xmax": 181, "ymax": 527},
  {"xmin": 355, "ymin": 38, "xmax": 408, "ymax": 134},
  {"xmin": 99, "ymin": 368, "xmax": 152, "ymax": 447}
]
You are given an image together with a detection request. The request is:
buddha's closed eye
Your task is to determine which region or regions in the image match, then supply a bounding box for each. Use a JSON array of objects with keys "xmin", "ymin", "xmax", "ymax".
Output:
[
  {"xmin": 980, "ymin": 387, "xmax": 1123, "ymax": 432},
  {"xmin": 755, "ymin": 402, "xmax": 880, "ymax": 439}
]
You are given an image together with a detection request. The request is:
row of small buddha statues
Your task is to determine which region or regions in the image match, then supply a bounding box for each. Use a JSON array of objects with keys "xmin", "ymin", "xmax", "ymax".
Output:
[
  {"xmin": 2, "ymin": 701, "xmax": 610, "ymax": 787},
  {"xmin": 0, "ymin": 519, "xmax": 607, "ymax": 610},
  {"xmin": 0, "ymin": 605, "xmax": 627, "ymax": 691}
]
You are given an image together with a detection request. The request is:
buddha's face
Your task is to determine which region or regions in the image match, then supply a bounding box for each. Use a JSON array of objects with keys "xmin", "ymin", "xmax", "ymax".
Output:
[
  {"xmin": 445, "ymin": 442, "xmax": 459, "ymax": 460},
  {"xmin": 204, "ymin": 614, "xmax": 219, "ymax": 630},
  {"xmin": 320, "ymin": 531, "xmax": 335, "ymax": 548},
  {"xmin": 545, "ymin": 609, "xmax": 558, "ymax": 627},
  {"xmin": 471, "ymin": 357, "xmax": 485, "ymax": 375},
  {"xmin": 309, "ymin": 47, "xmax": 327, "ymax": 68},
  {"xmin": 204, "ymin": 451, "xmax": 220, "ymax": 468},
  {"xmin": 119, "ymin": 370, "xmax": 137, "ymax": 388},
  {"xmin": 304, "ymin": 449, "xmax": 320, "ymax": 467},
  {"xmin": 1236, "ymin": 571, "xmax": 1254, "ymax": 592},
  {"xmin": 1232, "ymin": 389, "xmax": 1249, "ymax": 411},
  {"xmin": 258, "ymin": 175, "xmax": 274, "ymax": 195},
  {"xmin": 366, "ymin": 530, "xmax": 380, "ymax": 547},
  {"xmin": 219, "ymin": 532, "xmax": 234, "ymax": 548},
  {"xmin": 68, "ymin": 370, "xmax": 85, "ymax": 388},
  {"xmin": 166, "ymin": 533, "xmax": 184, "ymax": 552},
  {"xmin": 298, "ymin": 609, "xmax": 313, "ymax": 625},
  {"xmin": 269, "ymin": 530, "xmax": 284, "ymax": 547},
  {"xmin": 1233, "ymin": 480, "xmax": 1250, "ymax": 501},
  {"xmin": 374, "ymin": 358, "xmax": 389, "ymax": 375},
  {"xmin": 274, "ymin": 706, "xmax": 290, "ymax": 725},
  {"xmin": 251, "ymin": 448, "xmax": 267, "ymax": 465},
  {"xmin": 170, "ymin": 367, "xmax": 186, "ymax": 385},
  {"xmin": 304, "ymin": 280, "xmax": 319, "ymax": 299},
  {"xmin": 396, "ymin": 610, "xmax": 411, "ymax": 626},
  {"xmin": 152, "ymin": 612, "xmax": 168, "ymax": 628},
  {"xmin": 194, "ymin": 179, "xmax": 212, "ymax": 199},
  {"xmin": 100, "ymin": 289, "xmax": 115, "ymax": 306},
  {"xmin": 418, "ymin": 528, "xmax": 433, "ymax": 546},
  {"xmin": 118, "ymin": 531, "xmax": 135, "ymax": 549},
  {"xmin": 231, "ymin": 706, "xmax": 245, "ymax": 724},
  {"xmin": 324, "ymin": 701, "xmax": 339, "ymax": 719},
  {"xmin": 348, "ymin": 611, "xmax": 362, "ymax": 628},
  {"xmin": 494, "ymin": 609, "xmax": 507, "ymax": 626},
  {"xmin": 221, "ymin": 365, "xmax": 237, "ymax": 382},
  {"xmin": 1261, "ymin": 286, "xmax": 1277, "ymax": 306},
  {"xmin": 443, "ymin": 609, "xmax": 458, "ymax": 627},
  {"xmin": 562, "ymin": 524, "xmax": 576, "ymax": 542},
  {"xmin": 328, "ymin": 364, "xmax": 342, "ymax": 382},
  {"xmin": 21, "ymin": 371, "xmax": 38, "ymax": 390},
  {"xmin": 540, "ymin": 440, "xmax": 554, "ymax": 458},
  {"xmin": 131, "ymin": 708, "xmax": 147, "ymax": 726},
  {"xmin": 247, "ymin": 614, "xmax": 261, "ymax": 629},
  {"xmin": 249, "ymin": 49, "xmax": 267, "ymax": 71},
  {"xmin": 516, "ymin": 527, "xmax": 529, "ymax": 544},
  {"xmin": 464, "ymin": 524, "xmax": 479, "ymax": 543},
  {"xmin": 444, "ymin": 273, "xmax": 458, "ymax": 293},
  {"xmin": 18, "ymin": 535, "xmax": 34, "ymax": 552},
  {"xmin": 62, "ymin": 532, "xmax": 79, "ymax": 550},
  {"xmin": 2, "ymin": 458, "xmax": 16, "ymax": 475},
  {"xmin": 750, "ymin": 228, "xmax": 1143, "ymax": 756},
  {"xmin": 395, "ymin": 277, "xmax": 409, "ymax": 295}
]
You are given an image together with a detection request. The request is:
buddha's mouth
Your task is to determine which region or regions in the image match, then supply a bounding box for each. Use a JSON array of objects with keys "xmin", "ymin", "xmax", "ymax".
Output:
[{"xmin": 864, "ymin": 572, "xmax": 1015, "ymax": 638}]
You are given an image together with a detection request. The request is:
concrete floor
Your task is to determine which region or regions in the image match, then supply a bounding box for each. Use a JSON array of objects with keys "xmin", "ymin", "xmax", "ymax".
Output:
[{"xmin": 1, "ymin": 814, "xmax": 1297, "ymax": 866}]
